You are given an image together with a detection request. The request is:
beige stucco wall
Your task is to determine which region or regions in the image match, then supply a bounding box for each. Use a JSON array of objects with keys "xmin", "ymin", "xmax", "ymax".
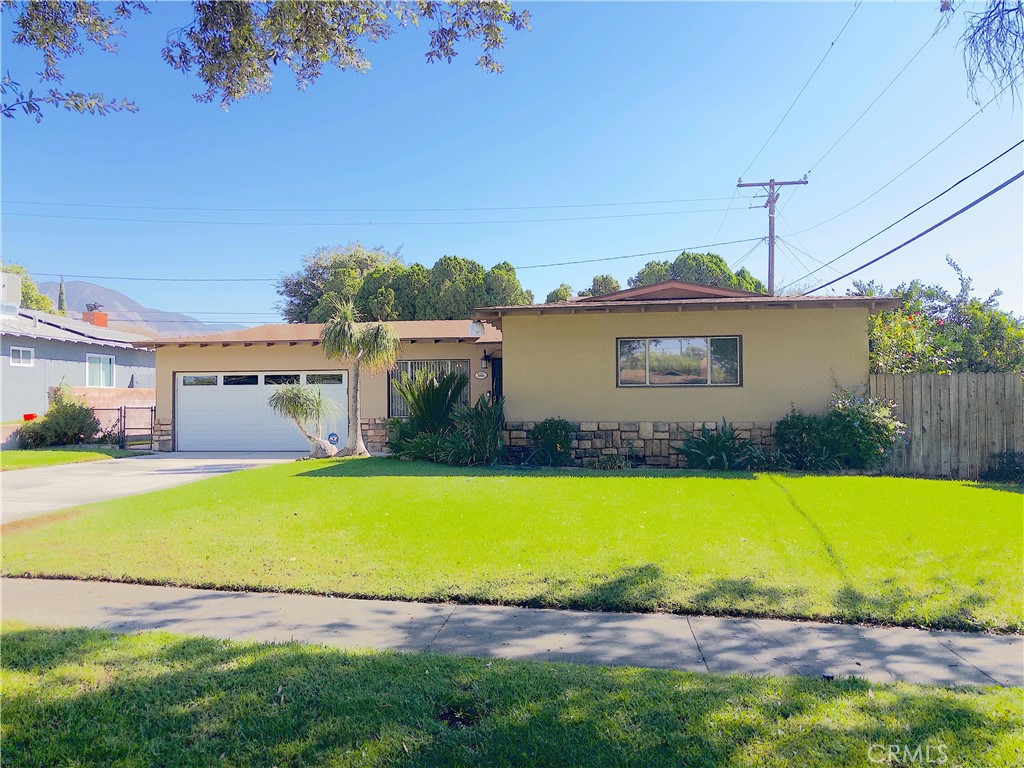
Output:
[
  {"xmin": 500, "ymin": 306, "xmax": 871, "ymax": 423},
  {"xmin": 153, "ymin": 342, "xmax": 496, "ymax": 424}
]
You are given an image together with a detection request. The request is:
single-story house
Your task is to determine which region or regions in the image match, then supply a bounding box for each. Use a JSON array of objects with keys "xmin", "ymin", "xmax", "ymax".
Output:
[
  {"xmin": 138, "ymin": 320, "xmax": 502, "ymax": 451},
  {"xmin": 136, "ymin": 279, "xmax": 899, "ymax": 463},
  {"xmin": 474, "ymin": 279, "xmax": 900, "ymax": 465},
  {"xmin": 1, "ymin": 273, "xmax": 156, "ymax": 426}
]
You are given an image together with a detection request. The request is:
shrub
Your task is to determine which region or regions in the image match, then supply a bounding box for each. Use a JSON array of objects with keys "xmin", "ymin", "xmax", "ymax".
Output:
[
  {"xmin": 390, "ymin": 430, "xmax": 450, "ymax": 462},
  {"xmin": 673, "ymin": 419, "xmax": 751, "ymax": 471},
  {"xmin": 744, "ymin": 444, "xmax": 792, "ymax": 472},
  {"xmin": 981, "ymin": 451, "xmax": 1024, "ymax": 484},
  {"xmin": 441, "ymin": 396, "xmax": 506, "ymax": 466},
  {"xmin": 771, "ymin": 412, "xmax": 826, "ymax": 471},
  {"xmin": 823, "ymin": 389, "xmax": 905, "ymax": 470},
  {"xmin": 18, "ymin": 383, "xmax": 101, "ymax": 448},
  {"xmin": 16, "ymin": 419, "xmax": 47, "ymax": 448},
  {"xmin": 529, "ymin": 418, "xmax": 576, "ymax": 466},
  {"xmin": 774, "ymin": 389, "xmax": 905, "ymax": 471},
  {"xmin": 392, "ymin": 369, "xmax": 468, "ymax": 435}
]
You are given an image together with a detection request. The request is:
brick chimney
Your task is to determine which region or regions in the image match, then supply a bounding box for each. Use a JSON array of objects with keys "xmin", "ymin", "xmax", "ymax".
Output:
[{"xmin": 82, "ymin": 302, "xmax": 108, "ymax": 328}]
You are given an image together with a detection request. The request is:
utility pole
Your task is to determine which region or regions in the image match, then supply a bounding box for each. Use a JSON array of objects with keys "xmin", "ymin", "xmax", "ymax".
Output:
[{"xmin": 737, "ymin": 176, "xmax": 807, "ymax": 295}]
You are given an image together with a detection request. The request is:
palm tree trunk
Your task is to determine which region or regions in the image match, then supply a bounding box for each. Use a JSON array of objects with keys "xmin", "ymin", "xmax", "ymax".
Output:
[{"xmin": 349, "ymin": 361, "xmax": 370, "ymax": 456}]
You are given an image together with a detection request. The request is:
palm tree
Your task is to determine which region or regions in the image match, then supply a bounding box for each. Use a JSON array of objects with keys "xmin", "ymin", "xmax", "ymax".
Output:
[
  {"xmin": 320, "ymin": 298, "xmax": 401, "ymax": 456},
  {"xmin": 267, "ymin": 384, "xmax": 333, "ymax": 449}
]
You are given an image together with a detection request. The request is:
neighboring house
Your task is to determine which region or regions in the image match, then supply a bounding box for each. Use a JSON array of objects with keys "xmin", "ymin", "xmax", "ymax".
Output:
[
  {"xmin": 138, "ymin": 320, "xmax": 502, "ymax": 451},
  {"xmin": 1, "ymin": 273, "xmax": 156, "ymax": 424},
  {"xmin": 137, "ymin": 278, "xmax": 899, "ymax": 460},
  {"xmin": 474, "ymin": 279, "xmax": 900, "ymax": 466}
]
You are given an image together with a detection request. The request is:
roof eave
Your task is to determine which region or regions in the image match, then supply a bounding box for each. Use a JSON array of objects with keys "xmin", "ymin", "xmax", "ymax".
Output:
[{"xmin": 475, "ymin": 296, "xmax": 903, "ymax": 319}]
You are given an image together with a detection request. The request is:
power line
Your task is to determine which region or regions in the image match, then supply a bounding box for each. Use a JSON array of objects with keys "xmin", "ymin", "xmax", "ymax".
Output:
[
  {"xmin": 741, "ymin": 1, "xmax": 862, "ymax": 178},
  {"xmin": 804, "ymin": 169, "xmax": 1024, "ymax": 295},
  {"xmin": 3, "ymin": 205, "xmax": 737, "ymax": 227},
  {"xmin": 513, "ymin": 236, "xmax": 766, "ymax": 270},
  {"xmin": 805, "ymin": 30, "xmax": 938, "ymax": 176},
  {"xmin": 28, "ymin": 235, "xmax": 767, "ymax": 283},
  {"xmin": 777, "ymin": 139, "xmax": 1024, "ymax": 290},
  {"xmin": 784, "ymin": 78, "xmax": 1022, "ymax": 235},
  {"xmin": 713, "ymin": 2, "xmax": 860, "ymax": 247},
  {"xmin": 1, "ymin": 195, "xmax": 734, "ymax": 214},
  {"xmin": 31, "ymin": 272, "xmax": 279, "ymax": 283},
  {"xmin": 729, "ymin": 236, "xmax": 767, "ymax": 270},
  {"xmin": 775, "ymin": 237, "xmax": 826, "ymax": 289}
]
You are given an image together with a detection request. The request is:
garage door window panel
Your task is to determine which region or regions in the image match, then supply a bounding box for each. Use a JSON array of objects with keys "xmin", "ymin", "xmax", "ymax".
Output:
[
  {"xmin": 265, "ymin": 374, "xmax": 300, "ymax": 385},
  {"xmin": 224, "ymin": 375, "xmax": 258, "ymax": 386}
]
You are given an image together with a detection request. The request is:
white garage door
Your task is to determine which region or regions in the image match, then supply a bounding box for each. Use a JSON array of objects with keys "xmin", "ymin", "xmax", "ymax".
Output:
[{"xmin": 175, "ymin": 371, "xmax": 349, "ymax": 451}]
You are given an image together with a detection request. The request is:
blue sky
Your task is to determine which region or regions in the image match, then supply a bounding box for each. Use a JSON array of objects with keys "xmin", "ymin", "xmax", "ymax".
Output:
[{"xmin": 2, "ymin": 1, "xmax": 1022, "ymax": 326}]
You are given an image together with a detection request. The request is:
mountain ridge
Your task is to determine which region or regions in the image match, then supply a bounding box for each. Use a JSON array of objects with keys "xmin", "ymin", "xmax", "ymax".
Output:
[{"xmin": 39, "ymin": 281, "xmax": 249, "ymax": 338}]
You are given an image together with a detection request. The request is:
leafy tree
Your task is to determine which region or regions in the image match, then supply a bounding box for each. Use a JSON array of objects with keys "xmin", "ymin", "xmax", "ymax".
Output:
[
  {"xmin": 734, "ymin": 267, "xmax": 766, "ymax": 294},
  {"xmin": 577, "ymin": 275, "xmax": 621, "ymax": 298},
  {"xmin": 545, "ymin": 284, "xmax": 573, "ymax": 303},
  {"xmin": 628, "ymin": 260, "xmax": 673, "ymax": 288},
  {"xmin": 1, "ymin": 263, "xmax": 54, "ymax": 312},
  {"xmin": 280, "ymin": 250, "xmax": 530, "ymax": 322},
  {"xmin": 354, "ymin": 263, "xmax": 408, "ymax": 321},
  {"xmin": 484, "ymin": 261, "xmax": 533, "ymax": 306},
  {"xmin": 277, "ymin": 243, "xmax": 401, "ymax": 323},
  {"xmin": 627, "ymin": 252, "xmax": 767, "ymax": 293},
  {"xmin": 416, "ymin": 255, "xmax": 487, "ymax": 320},
  {"xmin": 2, "ymin": 1, "xmax": 530, "ymax": 121},
  {"xmin": 940, "ymin": 0, "xmax": 1024, "ymax": 103},
  {"xmin": 671, "ymin": 252, "xmax": 736, "ymax": 287},
  {"xmin": 852, "ymin": 258, "xmax": 1024, "ymax": 374},
  {"xmin": 320, "ymin": 298, "xmax": 401, "ymax": 456}
]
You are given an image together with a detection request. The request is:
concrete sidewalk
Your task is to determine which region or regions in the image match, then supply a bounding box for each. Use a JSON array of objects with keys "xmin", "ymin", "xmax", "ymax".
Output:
[
  {"xmin": 1, "ymin": 452, "xmax": 302, "ymax": 523},
  {"xmin": 3, "ymin": 577, "xmax": 1020, "ymax": 687}
]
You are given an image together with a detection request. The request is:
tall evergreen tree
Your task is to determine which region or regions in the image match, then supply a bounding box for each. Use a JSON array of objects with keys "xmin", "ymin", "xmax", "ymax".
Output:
[{"xmin": 57, "ymin": 276, "xmax": 67, "ymax": 316}]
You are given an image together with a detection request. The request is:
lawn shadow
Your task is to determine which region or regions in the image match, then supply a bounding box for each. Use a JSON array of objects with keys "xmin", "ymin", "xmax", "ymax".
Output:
[
  {"xmin": 691, "ymin": 577, "xmax": 808, "ymax": 613},
  {"xmin": 967, "ymin": 481, "xmax": 1024, "ymax": 495},
  {"xmin": 2, "ymin": 627, "xmax": 1017, "ymax": 767},
  {"xmin": 834, "ymin": 584, "xmax": 996, "ymax": 632},
  {"xmin": 297, "ymin": 457, "xmax": 758, "ymax": 480}
]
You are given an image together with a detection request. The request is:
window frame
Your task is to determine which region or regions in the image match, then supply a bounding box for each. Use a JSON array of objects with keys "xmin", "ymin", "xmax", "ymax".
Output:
[
  {"xmin": 10, "ymin": 346, "xmax": 34, "ymax": 368},
  {"xmin": 615, "ymin": 335, "xmax": 743, "ymax": 388},
  {"xmin": 86, "ymin": 352, "xmax": 116, "ymax": 388}
]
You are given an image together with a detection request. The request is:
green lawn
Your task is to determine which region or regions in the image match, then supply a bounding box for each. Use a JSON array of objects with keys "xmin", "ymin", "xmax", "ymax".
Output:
[
  {"xmin": 0, "ymin": 445, "xmax": 140, "ymax": 471},
  {"xmin": 2, "ymin": 623, "xmax": 1020, "ymax": 768},
  {"xmin": 3, "ymin": 459, "xmax": 1021, "ymax": 631}
]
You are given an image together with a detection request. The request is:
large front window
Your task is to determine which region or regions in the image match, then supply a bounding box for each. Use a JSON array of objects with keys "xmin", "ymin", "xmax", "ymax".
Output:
[
  {"xmin": 617, "ymin": 337, "xmax": 741, "ymax": 387},
  {"xmin": 86, "ymin": 353, "xmax": 115, "ymax": 387},
  {"xmin": 388, "ymin": 360, "xmax": 470, "ymax": 417}
]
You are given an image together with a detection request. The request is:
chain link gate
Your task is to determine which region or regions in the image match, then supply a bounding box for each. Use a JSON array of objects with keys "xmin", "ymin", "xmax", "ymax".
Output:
[{"xmin": 90, "ymin": 406, "xmax": 156, "ymax": 450}]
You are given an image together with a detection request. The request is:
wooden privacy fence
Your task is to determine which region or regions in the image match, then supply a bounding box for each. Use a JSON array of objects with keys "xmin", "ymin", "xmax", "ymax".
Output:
[{"xmin": 869, "ymin": 372, "xmax": 1024, "ymax": 479}]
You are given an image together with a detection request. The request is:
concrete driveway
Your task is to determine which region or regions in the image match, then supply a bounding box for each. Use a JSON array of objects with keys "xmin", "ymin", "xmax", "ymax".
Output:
[{"xmin": 1, "ymin": 452, "xmax": 303, "ymax": 524}]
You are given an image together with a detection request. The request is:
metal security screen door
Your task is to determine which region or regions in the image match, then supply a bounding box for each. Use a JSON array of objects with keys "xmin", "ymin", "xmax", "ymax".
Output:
[{"xmin": 387, "ymin": 360, "xmax": 470, "ymax": 418}]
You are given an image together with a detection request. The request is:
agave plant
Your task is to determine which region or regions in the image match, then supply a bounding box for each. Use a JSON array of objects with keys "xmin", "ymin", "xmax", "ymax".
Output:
[
  {"xmin": 441, "ymin": 395, "xmax": 506, "ymax": 466},
  {"xmin": 674, "ymin": 418, "xmax": 752, "ymax": 471},
  {"xmin": 391, "ymin": 368, "xmax": 469, "ymax": 435}
]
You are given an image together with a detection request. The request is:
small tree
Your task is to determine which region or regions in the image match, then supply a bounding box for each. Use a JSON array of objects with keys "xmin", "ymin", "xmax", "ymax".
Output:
[
  {"xmin": 321, "ymin": 298, "xmax": 401, "ymax": 456},
  {"xmin": 267, "ymin": 384, "xmax": 333, "ymax": 449},
  {"xmin": 57, "ymin": 276, "xmax": 68, "ymax": 316}
]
